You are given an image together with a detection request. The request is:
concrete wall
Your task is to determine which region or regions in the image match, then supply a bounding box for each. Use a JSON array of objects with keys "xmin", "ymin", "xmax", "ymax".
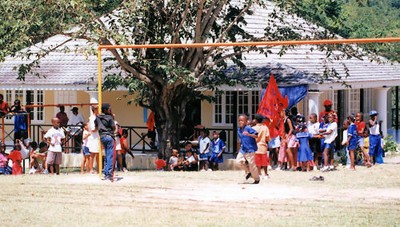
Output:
[{"xmin": 58, "ymin": 153, "xmax": 241, "ymax": 171}]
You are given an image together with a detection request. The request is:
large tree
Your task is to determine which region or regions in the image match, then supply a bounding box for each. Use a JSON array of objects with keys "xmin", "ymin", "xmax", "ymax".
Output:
[{"xmin": 1, "ymin": 0, "xmax": 366, "ymax": 155}]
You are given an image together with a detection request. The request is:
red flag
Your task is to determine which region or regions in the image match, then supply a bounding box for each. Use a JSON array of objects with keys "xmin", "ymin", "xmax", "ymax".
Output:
[
  {"xmin": 146, "ymin": 111, "xmax": 155, "ymax": 131},
  {"xmin": 257, "ymin": 75, "xmax": 288, "ymax": 138}
]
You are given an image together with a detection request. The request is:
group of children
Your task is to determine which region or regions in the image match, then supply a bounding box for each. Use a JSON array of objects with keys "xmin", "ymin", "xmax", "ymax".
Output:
[
  {"xmin": 158, "ymin": 129, "xmax": 226, "ymax": 172},
  {"xmin": 0, "ymin": 139, "xmax": 48, "ymax": 175},
  {"xmin": 252, "ymin": 107, "xmax": 384, "ymax": 175}
]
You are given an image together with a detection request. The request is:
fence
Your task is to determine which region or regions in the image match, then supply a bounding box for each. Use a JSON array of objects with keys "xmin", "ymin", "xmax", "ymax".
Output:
[{"xmin": 1, "ymin": 123, "xmax": 235, "ymax": 153}]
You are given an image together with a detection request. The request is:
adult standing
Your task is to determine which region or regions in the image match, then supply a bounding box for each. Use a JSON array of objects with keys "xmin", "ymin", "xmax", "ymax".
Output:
[
  {"xmin": 68, "ymin": 107, "xmax": 85, "ymax": 153},
  {"xmin": 319, "ymin": 99, "xmax": 337, "ymax": 123},
  {"xmin": 236, "ymin": 114, "xmax": 260, "ymax": 184},
  {"xmin": 96, "ymin": 103, "xmax": 116, "ymax": 181},
  {"xmin": 0, "ymin": 94, "xmax": 10, "ymax": 117},
  {"xmin": 88, "ymin": 105, "xmax": 100, "ymax": 174},
  {"xmin": 56, "ymin": 106, "xmax": 69, "ymax": 128},
  {"xmin": 10, "ymin": 99, "xmax": 28, "ymax": 142}
]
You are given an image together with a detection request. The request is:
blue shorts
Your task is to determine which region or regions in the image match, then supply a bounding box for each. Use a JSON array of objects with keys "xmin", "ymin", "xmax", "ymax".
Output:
[
  {"xmin": 323, "ymin": 142, "xmax": 335, "ymax": 151},
  {"xmin": 348, "ymin": 139, "xmax": 358, "ymax": 151},
  {"xmin": 82, "ymin": 146, "xmax": 91, "ymax": 156}
]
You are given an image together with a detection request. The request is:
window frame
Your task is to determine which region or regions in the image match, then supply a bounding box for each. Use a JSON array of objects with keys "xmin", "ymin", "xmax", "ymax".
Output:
[
  {"xmin": 213, "ymin": 90, "xmax": 260, "ymax": 126},
  {"xmin": 4, "ymin": 90, "xmax": 45, "ymax": 124}
]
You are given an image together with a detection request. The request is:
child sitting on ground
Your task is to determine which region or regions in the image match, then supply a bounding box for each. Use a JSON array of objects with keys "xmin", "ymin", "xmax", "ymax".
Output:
[
  {"xmin": 29, "ymin": 142, "xmax": 48, "ymax": 174},
  {"xmin": 29, "ymin": 141, "xmax": 39, "ymax": 174},
  {"xmin": 182, "ymin": 149, "xmax": 198, "ymax": 171},
  {"xmin": 155, "ymin": 152, "xmax": 166, "ymax": 171},
  {"xmin": 0, "ymin": 142, "xmax": 10, "ymax": 174},
  {"xmin": 8, "ymin": 142, "xmax": 23, "ymax": 175},
  {"xmin": 168, "ymin": 149, "xmax": 182, "ymax": 171}
]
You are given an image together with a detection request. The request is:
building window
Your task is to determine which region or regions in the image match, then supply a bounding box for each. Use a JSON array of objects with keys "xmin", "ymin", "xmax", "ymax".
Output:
[
  {"xmin": 5, "ymin": 90, "xmax": 45, "ymax": 123},
  {"xmin": 348, "ymin": 89, "xmax": 361, "ymax": 115},
  {"xmin": 213, "ymin": 91, "xmax": 260, "ymax": 126}
]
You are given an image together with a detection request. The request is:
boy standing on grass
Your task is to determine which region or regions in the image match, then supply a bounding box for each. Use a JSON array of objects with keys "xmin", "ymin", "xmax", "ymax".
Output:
[
  {"xmin": 346, "ymin": 115, "xmax": 358, "ymax": 171},
  {"xmin": 44, "ymin": 118, "xmax": 65, "ymax": 175},
  {"xmin": 252, "ymin": 114, "xmax": 270, "ymax": 179},
  {"xmin": 237, "ymin": 114, "xmax": 260, "ymax": 184}
]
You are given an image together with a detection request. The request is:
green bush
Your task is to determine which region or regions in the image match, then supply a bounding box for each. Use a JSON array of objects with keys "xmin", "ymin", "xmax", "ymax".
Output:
[{"xmin": 383, "ymin": 136, "xmax": 400, "ymax": 153}]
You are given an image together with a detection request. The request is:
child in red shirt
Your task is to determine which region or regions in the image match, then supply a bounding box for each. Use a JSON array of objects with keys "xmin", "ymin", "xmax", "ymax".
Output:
[
  {"xmin": 8, "ymin": 142, "xmax": 23, "ymax": 175},
  {"xmin": 155, "ymin": 152, "xmax": 166, "ymax": 171}
]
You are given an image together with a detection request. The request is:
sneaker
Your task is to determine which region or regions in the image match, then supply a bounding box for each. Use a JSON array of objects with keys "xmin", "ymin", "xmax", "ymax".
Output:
[
  {"xmin": 245, "ymin": 173, "xmax": 252, "ymax": 180},
  {"xmin": 29, "ymin": 167, "xmax": 36, "ymax": 174},
  {"xmin": 42, "ymin": 169, "xmax": 49, "ymax": 174},
  {"xmin": 267, "ymin": 165, "xmax": 272, "ymax": 170},
  {"xmin": 313, "ymin": 166, "xmax": 318, "ymax": 171},
  {"xmin": 321, "ymin": 166, "xmax": 329, "ymax": 172},
  {"xmin": 122, "ymin": 168, "xmax": 128, "ymax": 172},
  {"xmin": 329, "ymin": 165, "xmax": 335, "ymax": 170},
  {"xmin": 253, "ymin": 180, "xmax": 260, "ymax": 184}
]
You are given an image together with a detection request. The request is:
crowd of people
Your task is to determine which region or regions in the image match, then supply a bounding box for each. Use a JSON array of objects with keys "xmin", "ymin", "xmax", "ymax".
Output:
[
  {"xmin": 0, "ymin": 103, "xmax": 136, "ymax": 181},
  {"xmin": 234, "ymin": 99, "xmax": 385, "ymax": 184},
  {"xmin": 0, "ymin": 97, "xmax": 387, "ymax": 184}
]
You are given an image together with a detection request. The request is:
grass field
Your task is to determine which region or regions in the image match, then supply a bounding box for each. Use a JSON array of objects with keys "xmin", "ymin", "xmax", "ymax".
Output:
[{"xmin": 1, "ymin": 156, "xmax": 399, "ymax": 227}]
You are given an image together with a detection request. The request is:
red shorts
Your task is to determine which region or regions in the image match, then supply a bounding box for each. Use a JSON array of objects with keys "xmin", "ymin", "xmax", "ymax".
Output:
[{"xmin": 255, "ymin": 153, "xmax": 269, "ymax": 167}]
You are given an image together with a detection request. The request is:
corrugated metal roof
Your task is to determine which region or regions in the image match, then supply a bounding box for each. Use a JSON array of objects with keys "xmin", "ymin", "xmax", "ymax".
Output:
[
  {"xmin": 0, "ymin": 1, "xmax": 399, "ymax": 91},
  {"xmin": 0, "ymin": 34, "xmax": 115, "ymax": 90}
]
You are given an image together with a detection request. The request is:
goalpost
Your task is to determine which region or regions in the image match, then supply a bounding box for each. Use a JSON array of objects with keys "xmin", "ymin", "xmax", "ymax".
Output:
[{"xmin": 96, "ymin": 37, "xmax": 400, "ymax": 177}]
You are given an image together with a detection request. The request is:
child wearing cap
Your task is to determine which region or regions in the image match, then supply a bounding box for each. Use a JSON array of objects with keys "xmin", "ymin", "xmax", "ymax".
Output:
[
  {"xmin": 319, "ymin": 99, "xmax": 337, "ymax": 123},
  {"xmin": 369, "ymin": 110, "xmax": 383, "ymax": 164}
]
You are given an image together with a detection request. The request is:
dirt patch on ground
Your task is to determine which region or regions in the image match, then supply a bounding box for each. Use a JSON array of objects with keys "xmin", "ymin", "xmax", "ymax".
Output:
[{"xmin": 1, "ymin": 155, "xmax": 400, "ymax": 226}]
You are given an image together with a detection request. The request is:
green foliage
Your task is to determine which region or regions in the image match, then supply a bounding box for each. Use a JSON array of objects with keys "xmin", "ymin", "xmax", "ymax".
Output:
[
  {"xmin": 0, "ymin": 0, "xmax": 122, "ymax": 61},
  {"xmin": 283, "ymin": 0, "xmax": 400, "ymax": 62},
  {"xmin": 383, "ymin": 136, "xmax": 400, "ymax": 153}
]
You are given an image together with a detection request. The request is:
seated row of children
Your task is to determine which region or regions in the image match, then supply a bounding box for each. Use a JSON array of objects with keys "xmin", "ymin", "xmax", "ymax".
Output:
[
  {"xmin": 0, "ymin": 139, "xmax": 48, "ymax": 175},
  {"xmin": 155, "ymin": 130, "xmax": 226, "ymax": 171}
]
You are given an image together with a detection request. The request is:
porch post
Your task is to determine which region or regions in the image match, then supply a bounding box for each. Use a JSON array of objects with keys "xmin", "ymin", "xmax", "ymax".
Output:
[
  {"xmin": 374, "ymin": 87, "xmax": 390, "ymax": 137},
  {"xmin": 86, "ymin": 91, "xmax": 99, "ymax": 115},
  {"xmin": 308, "ymin": 90, "xmax": 322, "ymax": 117}
]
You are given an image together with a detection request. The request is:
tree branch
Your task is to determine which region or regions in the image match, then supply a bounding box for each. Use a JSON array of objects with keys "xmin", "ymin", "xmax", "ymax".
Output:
[{"xmin": 169, "ymin": 0, "xmax": 191, "ymax": 62}]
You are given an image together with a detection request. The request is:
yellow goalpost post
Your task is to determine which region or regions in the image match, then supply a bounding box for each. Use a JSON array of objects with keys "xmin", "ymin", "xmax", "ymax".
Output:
[{"xmin": 96, "ymin": 37, "xmax": 400, "ymax": 177}]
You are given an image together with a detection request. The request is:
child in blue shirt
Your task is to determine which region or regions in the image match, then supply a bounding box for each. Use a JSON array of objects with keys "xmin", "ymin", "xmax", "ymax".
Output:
[
  {"xmin": 346, "ymin": 115, "xmax": 358, "ymax": 170},
  {"xmin": 209, "ymin": 131, "xmax": 225, "ymax": 171}
]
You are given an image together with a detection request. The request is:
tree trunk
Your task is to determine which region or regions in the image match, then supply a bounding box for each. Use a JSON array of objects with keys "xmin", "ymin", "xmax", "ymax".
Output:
[{"xmin": 152, "ymin": 85, "xmax": 192, "ymax": 158}]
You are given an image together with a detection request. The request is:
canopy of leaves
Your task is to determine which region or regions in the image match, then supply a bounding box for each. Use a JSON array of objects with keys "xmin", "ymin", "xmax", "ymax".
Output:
[
  {"xmin": 283, "ymin": 0, "xmax": 400, "ymax": 62},
  {"xmin": 0, "ymin": 0, "xmax": 122, "ymax": 61}
]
